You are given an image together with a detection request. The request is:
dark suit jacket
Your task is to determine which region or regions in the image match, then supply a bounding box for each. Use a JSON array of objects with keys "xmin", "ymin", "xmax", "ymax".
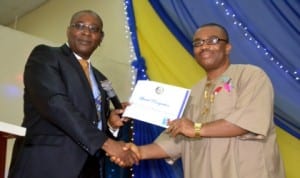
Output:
[{"xmin": 9, "ymin": 44, "xmax": 114, "ymax": 178}]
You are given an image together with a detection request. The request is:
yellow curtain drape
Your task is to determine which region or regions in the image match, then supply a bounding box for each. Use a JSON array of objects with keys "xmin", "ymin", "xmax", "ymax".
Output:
[{"xmin": 133, "ymin": 0, "xmax": 205, "ymax": 88}]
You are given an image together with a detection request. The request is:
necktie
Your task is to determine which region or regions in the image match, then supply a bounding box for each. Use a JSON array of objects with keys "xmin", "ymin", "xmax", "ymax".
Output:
[
  {"xmin": 79, "ymin": 59, "xmax": 91, "ymax": 86},
  {"xmin": 95, "ymin": 95, "xmax": 102, "ymax": 129},
  {"xmin": 79, "ymin": 59, "xmax": 102, "ymax": 129}
]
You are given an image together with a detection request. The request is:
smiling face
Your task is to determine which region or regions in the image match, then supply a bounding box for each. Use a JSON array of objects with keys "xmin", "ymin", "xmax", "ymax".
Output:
[
  {"xmin": 67, "ymin": 11, "xmax": 104, "ymax": 59},
  {"xmin": 193, "ymin": 25, "xmax": 231, "ymax": 79}
]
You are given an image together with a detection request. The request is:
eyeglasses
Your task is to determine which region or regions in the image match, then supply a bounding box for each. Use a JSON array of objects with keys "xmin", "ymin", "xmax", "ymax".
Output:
[
  {"xmin": 70, "ymin": 23, "xmax": 101, "ymax": 33},
  {"xmin": 192, "ymin": 36, "xmax": 228, "ymax": 47}
]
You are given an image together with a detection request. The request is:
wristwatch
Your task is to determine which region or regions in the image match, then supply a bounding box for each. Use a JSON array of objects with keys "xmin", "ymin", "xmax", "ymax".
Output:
[{"xmin": 194, "ymin": 122, "xmax": 202, "ymax": 137}]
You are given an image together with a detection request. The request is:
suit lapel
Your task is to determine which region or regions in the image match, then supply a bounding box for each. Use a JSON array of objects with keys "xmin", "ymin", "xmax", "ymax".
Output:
[
  {"xmin": 60, "ymin": 44, "xmax": 94, "ymax": 98},
  {"xmin": 60, "ymin": 44, "xmax": 109, "ymax": 130}
]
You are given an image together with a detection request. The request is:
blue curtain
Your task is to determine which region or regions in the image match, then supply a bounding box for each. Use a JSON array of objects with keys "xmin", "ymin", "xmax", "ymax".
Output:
[{"xmin": 125, "ymin": 0, "xmax": 184, "ymax": 178}]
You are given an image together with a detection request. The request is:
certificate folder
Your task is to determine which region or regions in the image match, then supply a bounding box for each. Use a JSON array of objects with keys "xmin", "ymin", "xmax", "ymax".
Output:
[{"xmin": 123, "ymin": 80, "xmax": 191, "ymax": 128}]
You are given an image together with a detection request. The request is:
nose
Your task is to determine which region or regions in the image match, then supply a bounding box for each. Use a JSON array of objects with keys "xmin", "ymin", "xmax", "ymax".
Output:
[
  {"xmin": 81, "ymin": 27, "xmax": 92, "ymax": 34},
  {"xmin": 198, "ymin": 43, "xmax": 210, "ymax": 51}
]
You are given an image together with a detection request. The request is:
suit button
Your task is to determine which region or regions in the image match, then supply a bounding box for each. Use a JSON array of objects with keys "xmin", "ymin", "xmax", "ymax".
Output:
[{"xmin": 83, "ymin": 145, "xmax": 89, "ymax": 151}]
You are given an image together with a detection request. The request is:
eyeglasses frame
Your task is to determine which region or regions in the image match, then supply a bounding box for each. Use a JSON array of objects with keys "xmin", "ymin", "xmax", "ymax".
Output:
[
  {"xmin": 70, "ymin": 23, "xmax": 102, "ymax": 34},
  {"xmin": 192, "ymin": 36, "xmax": 228, "ymax": 47}
]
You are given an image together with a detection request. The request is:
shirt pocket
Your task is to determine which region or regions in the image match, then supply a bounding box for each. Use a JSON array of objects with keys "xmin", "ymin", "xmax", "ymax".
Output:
[{"xmin": 212, "ymin": 88, "xmax": 236, "ymax": 119}]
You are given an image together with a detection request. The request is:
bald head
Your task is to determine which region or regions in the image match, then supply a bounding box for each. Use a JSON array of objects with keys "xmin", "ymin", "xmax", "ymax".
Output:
[
  {"xmin": 197, "ymin": 23, "xmax": 229, "ymax": 42},
  {"xmin": 70, "ymin": 10, "xmax": 103, "ymax": 28}
]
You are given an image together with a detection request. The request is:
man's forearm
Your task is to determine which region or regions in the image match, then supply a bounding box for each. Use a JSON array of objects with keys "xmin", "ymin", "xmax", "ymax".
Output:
[
  {"xmin": 200, "ymin": 119, "xmax": 248, "ymax": 137},
  {"xmin": 140, "ymin": 143, "xmax": 169, "ymax": 160}
]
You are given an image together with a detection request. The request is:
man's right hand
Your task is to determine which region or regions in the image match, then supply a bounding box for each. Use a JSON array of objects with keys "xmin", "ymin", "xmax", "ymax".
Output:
[
  {"xmin": 102, "ymin": 138, "xmax": 139, "ymax": 167},
  {"xmin": 109, "ymin": 142, "xmax": 141, "ymax": 166}
]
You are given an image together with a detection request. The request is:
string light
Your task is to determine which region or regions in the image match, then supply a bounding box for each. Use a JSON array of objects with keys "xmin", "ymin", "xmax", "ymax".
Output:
[
  {"xmin": 123, "ymin": 1, "xmax": 136, "ymax": 177},
  {"xmin": 215, "ymin": 0, "xmax": 300, "ymax": 83},
  {"xmin": 123, "ymin": 0, "xmax": 151, "ymax": 177}
]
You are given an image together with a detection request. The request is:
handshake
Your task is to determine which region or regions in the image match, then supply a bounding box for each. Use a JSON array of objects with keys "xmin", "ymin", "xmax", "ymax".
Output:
[
  {"xmin": 103, "ymin": 139, "xmax": 141, "ymax": 167},
  {"xmin": 104, "ymin": 108, "xmax": 143, "ymax": 167},
  {"xmin": 104, "ymin": 108, "xmax": 193, "ymax": 167}
]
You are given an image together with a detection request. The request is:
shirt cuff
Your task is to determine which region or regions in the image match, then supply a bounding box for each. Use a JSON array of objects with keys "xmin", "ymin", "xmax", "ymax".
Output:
[{"xmin": 107, "ymin": 122, "xmax": 120, "ymax": 137}]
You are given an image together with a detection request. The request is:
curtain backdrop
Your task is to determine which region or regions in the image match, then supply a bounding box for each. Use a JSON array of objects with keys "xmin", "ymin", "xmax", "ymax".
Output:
[{"xmin": 126, "ymin": 0, "xmax": 300, "ymax": 178}]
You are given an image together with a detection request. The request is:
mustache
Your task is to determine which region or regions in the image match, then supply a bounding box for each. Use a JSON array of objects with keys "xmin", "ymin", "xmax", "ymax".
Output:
[{"xmin": 199, "ymin": 49, "xmax": 211, "ymax": 54}]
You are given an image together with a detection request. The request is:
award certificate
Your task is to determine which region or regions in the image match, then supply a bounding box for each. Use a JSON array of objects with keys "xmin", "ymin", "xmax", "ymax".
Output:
[{"xmin": 123, "ymin": 80, "xmax": 191, "ymax": 128}]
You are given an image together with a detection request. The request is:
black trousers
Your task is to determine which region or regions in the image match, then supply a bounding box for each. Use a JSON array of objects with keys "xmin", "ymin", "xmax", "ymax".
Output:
[{"xmin": 79, "ymin": 152, "xmax": 105, "ymax": 178}]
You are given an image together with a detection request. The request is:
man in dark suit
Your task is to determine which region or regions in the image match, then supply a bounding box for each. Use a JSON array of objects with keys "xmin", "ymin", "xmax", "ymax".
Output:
[{"xmin": 8, "ymin": 10, "xmax": 138, "ymax": 178}]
